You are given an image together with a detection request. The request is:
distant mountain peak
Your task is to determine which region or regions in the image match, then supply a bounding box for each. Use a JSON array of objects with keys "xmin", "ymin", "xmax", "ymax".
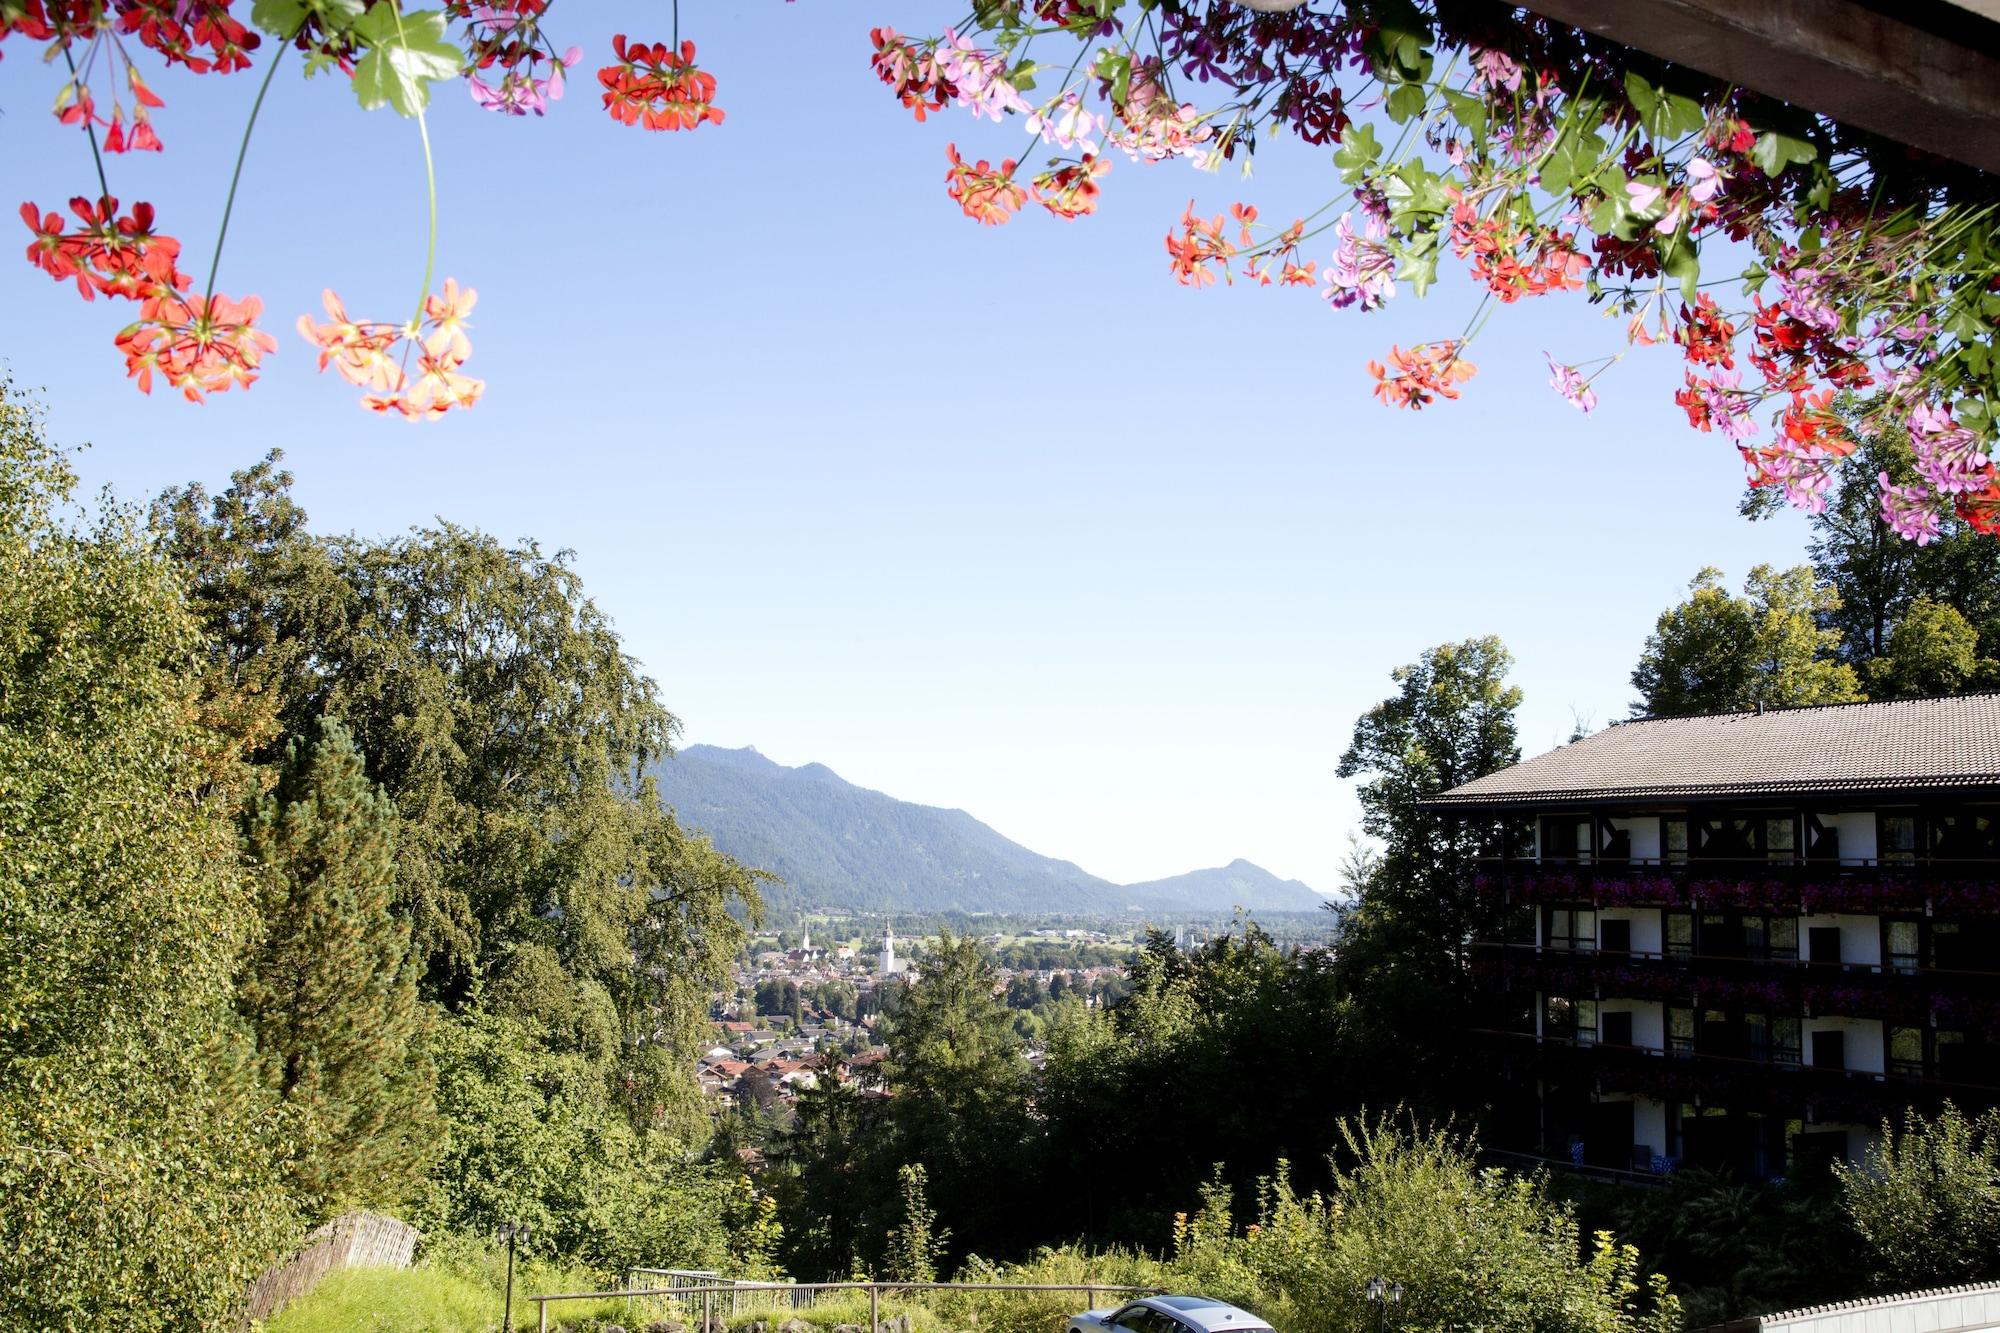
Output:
[{"xmin": 653, "ymin": 745, "xmax": 1324, "ymax": 915}]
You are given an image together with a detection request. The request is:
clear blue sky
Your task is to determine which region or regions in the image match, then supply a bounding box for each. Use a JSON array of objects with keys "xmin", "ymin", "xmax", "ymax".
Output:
[{"xmin": 2, "ymin": 2, "xmax": 1814, "ymax": 892}]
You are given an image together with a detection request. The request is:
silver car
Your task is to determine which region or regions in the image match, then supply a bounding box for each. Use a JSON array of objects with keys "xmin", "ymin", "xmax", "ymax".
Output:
[{"xmin": 1070, "ymin": 1296, "xmax": 1275, "ymax": 1333}]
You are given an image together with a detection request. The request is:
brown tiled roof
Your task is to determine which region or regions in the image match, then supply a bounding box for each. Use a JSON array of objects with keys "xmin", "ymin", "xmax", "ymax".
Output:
[{"xmin": 1424, "ymin": 694, "xmax": 2000, "ymax": 809}]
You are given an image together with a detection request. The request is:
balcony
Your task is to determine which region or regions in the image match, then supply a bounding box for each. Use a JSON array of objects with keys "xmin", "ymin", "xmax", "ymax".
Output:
[
  {"xmin": 1476, "ymin": 1028, "xmax": 2000, "ymax": 1122},
  {"xmin": 1471, "ymin": 942, "xmax": 2000, "ymax": 1026},
  {"xmin": 1478, "ymin": 857, "xmax": 2000, "ymax": 916}
]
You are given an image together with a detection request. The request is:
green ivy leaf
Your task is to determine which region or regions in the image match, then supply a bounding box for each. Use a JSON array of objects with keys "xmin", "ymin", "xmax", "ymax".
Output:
[
  {"xmin": 1096, "ymin": 50, "xmax": 1131, "ymax": 109},
  {"xmin": 1750, "ymin": 130, "xmax": 1817, "ymax": 178},
  {"xmin": 1539, "ymin": 138, "xmax": 1578, "ymax": 196},
  {"xmin": 1333, "ymin": 123, "xmax": 1381, "ymax": 183},
  {"xmin": 249, "ymin": 0, "xmax": 305, "ymax": 33},
  {"xmin": 351, "ymin": 7, "xmax": 464, "ymax": 117},
  {"xmin": 252, "ymin": 0, "xmax": 363, "ymax": 38},
  {"xmin": 1622, "ymin": 71, "xmax": 1659, "ymax": 123},
  {"xmin": 1384, "ymin": 82, "xmax": 1427, "ymax": 124},
  {"xmin": 1439, "ymin": 87, "xmax": 1485, "ymax": 138},
  {"xmin": 1395, "ymin": 232, "xmax": 1440, "ymax": 298},
  {"xmin": 1660, "ymin": 234, "xmax": 1701, "ymax": 303}
]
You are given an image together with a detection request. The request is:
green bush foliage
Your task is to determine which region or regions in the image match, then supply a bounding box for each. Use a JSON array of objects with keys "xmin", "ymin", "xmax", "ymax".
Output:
[
  {"xmin": 1167, "ymin": 1119, "xmax": 1681, "ymax": 1333},
  {"xmin": 0, "ymin": 385, "xmax": 298, "ymax": 1331},
  {"xmin": 1838, "ymin": 1105, "xmax": 2000, "ymax": 1290}
]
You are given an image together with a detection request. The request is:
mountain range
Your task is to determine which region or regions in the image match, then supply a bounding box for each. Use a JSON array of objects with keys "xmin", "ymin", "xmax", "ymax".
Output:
[{"xmin": 647, "ymin": 744, "xmax": 1327, "ymax": 917}]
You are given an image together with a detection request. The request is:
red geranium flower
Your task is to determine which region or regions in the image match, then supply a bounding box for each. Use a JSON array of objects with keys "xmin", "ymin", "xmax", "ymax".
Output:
[
  {"xmin": 945, "ymin": 143, "xmax": 1024, "ymax": 225},
  {"xmin": 1032, "ymin": 154, "xmax": 1108, "ymax": 221},
  {"xmin": 116, "ymin": 291, "xmax": 277, "ymax": 401},
  {"xmin": 598, "ymin": 35, "xmax": 723, "ymax": 131},
  {"xmin": 1368, "ymin": 342, "xmax": 1477, "ymax": 409},
  {"xmin": 19, "ymin": 196, "xmax": 188, "ymax": 302}
]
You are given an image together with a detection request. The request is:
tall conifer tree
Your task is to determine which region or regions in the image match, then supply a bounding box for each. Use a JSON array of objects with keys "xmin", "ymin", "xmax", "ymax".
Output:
[{"xmin": 239, "ymin": 716, "xmax": 438, "ymax": 1216}]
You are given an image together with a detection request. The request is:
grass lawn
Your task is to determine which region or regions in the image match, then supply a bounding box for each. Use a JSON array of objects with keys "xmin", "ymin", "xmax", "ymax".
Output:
[
  {"xmin": 260, "ymin": 1265, "xmax": 683, "ymax": 1333},
  {"xmin": 262, "ymin": 1267, "xmax": 501, "ymax": 1333}
]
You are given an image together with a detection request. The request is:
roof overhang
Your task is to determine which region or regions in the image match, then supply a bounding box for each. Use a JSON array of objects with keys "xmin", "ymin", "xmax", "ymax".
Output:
[
  {"xmin": 1420, "ymin": 775, "xmax": 2000, "ymax": 815},
  {"xmin": 1515, "ymin": 0, "xmax": 2000, "ymax": 174}
]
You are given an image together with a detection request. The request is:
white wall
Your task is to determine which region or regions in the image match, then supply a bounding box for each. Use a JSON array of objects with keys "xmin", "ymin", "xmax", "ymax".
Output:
[
  {"xmin": 1833, "ymin": 811, "xmax": 1877, "ymax": 863},
  {"xmin": 1803, "ymin": 1016, "xmax": 1885, "ymax": 1073},
  {"xmin": 1608, "ymin": 816, "xmax": 1662, "ymax": 862},
  {"xmin": 1598, "ymin": 999, "xmax": 1664, "ymax": 1049},
  {"xmin": 1595, "ymin": 1094, "xmax": 1670, "ymax": 1162},
  {"xmin": 1800, "ymin": 914, "xmax": 1882, "ymax": 967},
  {"xmin": 1598, "ymin": 908, "xmax": 1663, "ymax": 955}
]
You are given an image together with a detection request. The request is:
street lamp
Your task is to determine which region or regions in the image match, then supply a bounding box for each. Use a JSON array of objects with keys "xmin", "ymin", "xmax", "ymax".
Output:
[
  {"xmin": 497, "ymin": 1221, "xmax": 531, "ymax": 1331},
  {"xmin": 1364, "ymin": 1277, "xmax": 1403, "ymax": 1333}
]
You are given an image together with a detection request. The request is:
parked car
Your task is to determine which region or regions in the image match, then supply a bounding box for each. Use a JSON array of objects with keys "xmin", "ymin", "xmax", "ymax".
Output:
[{"xmin": 1069, "ymin": 1296, "xmax": 1275, "ymax": 1333}]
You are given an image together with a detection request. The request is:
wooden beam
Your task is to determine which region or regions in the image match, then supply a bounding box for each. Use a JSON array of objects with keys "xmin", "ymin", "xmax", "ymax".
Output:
[{"xmin": 1514, "ymin": 0, "xmax": 2000, "ymax": 175}]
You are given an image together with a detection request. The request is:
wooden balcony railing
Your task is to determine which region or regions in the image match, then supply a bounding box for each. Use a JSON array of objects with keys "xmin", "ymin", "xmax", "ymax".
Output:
[
  {"xmin": 1477, "ymin": 858, "xmax": 2000, "ymax": 915},
  {"xmin": 1469, "ymin": 942, "xmax": 2000, "ymax": 1027},
  {"xmin": 1473, "ymin": 1028, "xmax": 2000, "ymax": 1119}
]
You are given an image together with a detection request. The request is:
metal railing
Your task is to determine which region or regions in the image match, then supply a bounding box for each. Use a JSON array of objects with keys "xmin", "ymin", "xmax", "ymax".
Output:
[{"xmin": 538, "ymin": 1281, "xmax": 1161, "ymax": 1333}]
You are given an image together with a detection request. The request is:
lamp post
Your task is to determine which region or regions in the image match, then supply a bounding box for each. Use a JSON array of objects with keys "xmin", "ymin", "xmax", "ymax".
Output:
[
  {"xmin": 1364, "ymin": 1277, "xmax": 1403, "ymax": 1333},
  {"xmin": 497, "ymin": 1221, "xmax": 531, "ymax": 1331}
]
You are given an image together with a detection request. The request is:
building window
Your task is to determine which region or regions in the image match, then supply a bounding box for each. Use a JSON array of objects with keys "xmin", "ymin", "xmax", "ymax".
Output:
[
  {"xmin": 1931, "ymin": 812, "xmax": 1997, "ymax": 861},
  {"xmin": 1767, "ymin": 1016, "xmax": 1800, "ymax": 1065},
  {"xmin": 1879, "ymin": 814, "xmax": 1918, "ymax": 865},
  {"xmin": 1765, "ymin": 816, "xmax": 1797, "ymax": 862},
  {"xmin": 1746, "ymin": 1012, "xmax": 1772, "ymax": 1061},
  {"xmin": 1575, "ymin": 999, "xmax": 1599, "ymax": 1045},
  {"xmin": 1665, "ymin": 911, "xmax": 1694, "ymax": 960},
  {"xmin": 1603, "ymin": 1010, "xmax": 1634, "ymax": 1048},
  {"xmin": 1888, "ymin": 1026, "xmax": 1925, "ymax": 1078},
  {"xmin": 1601, "ymin": 918, "xmax": 1633, "ymax": 955},
  {"xmin": 1667, "ymin": 1006, "xmax": 1695, "ymax": 1055},
  {"xmin": 1885, "ymin": 920, "xmax": 1921, "ymax": 974},
  {"xmin": 1698, "ymin": 817, "xmax": 1759, "ymax": 860},
  {"xmin": 1936, "ymin": 1029, "xmax": 1968, "ymax": 1082},
  {"xmin": 1547, "ymin": 908, "xmax": 1597, "ymax": 953},
  {"xmin": 1766, "ymin": 916, "xmax": 1799, "ymax": 962},
  {"xmin": 1541, "ymin": 817, "xmax": 1592, "ymax": 862},
  {"xmin": 1545, "ymin": 995, "xmax": 1578, "ymax": 1040},
  {"xmin": 1811, "ymin": 1029, "xmax": 1847, "ymax": 1070},
  {"xmin": 1664, "ymin": 817, "xmax": 1690, "ymax": 864}
]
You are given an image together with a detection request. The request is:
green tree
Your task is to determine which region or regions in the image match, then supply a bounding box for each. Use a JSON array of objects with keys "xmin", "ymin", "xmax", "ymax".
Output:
[
  {"xmin": 880, "ymin": 931, "xmax": 1033, "ymax": 1263},
  {"xmin": 1837, "ymin": 1105, "xmax": 2000, "ymax": 1290},
  {"xmin": 155, "ymin": 457, "xmax": 764, "ymax": 1139},
  {"xmin": 769, "ymin": 1056, "xmax": 884, "ymax": 1278},
  {"xmin": 883, "ymin": 1163, "xmax": 950, "ymax": 1283},
  {"xmin": 0, "ymin": 386, "xmax": 295, "ymax": 1331},
  {"xmin": 1337, "ymin": 637, "xmax": 1522, "ymax": 982},
  {"xmin": 1867, "ymin": 596, "xmax": 1995, "ymax": 697},
  {"xmin": 238, "ymin": 716, "xmax": 438, "ymax": 1218},
  {"xmin": 1631, "ymin": 566, "xmax": 1862, "ymax": 716},
  {"xmin": 1038, "ymin": 927, "xmax": 1355, "ymax": 1248}
]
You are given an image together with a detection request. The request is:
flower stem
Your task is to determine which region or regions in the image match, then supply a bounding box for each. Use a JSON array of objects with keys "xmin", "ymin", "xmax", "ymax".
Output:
[
  {"xmin": 204, "ymin": 30, "xmax": 296, "ymax": 307},
  {"xmin": 385, "ymin": 2, "xmax": 440, "ymax": 339},
  {"xmin": 59, "ymin": 41, "xmax": 113, "ymax": 202},
  {"xmin": 408, "ymin": 103, "xmax": 439, "ymax": 334}
]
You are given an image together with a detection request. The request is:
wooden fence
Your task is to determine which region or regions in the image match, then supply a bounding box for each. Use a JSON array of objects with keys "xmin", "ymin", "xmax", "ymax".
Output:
[{"xmin": 242, "ymin": 1210, "xmax": 420, "ymax": 1324}]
